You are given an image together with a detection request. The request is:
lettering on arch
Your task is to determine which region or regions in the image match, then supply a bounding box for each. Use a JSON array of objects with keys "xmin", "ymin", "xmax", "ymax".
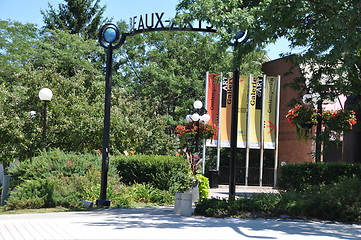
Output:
[{"xmin": 129, "ymin": 12, "xmax": 216, "ymax": 36}]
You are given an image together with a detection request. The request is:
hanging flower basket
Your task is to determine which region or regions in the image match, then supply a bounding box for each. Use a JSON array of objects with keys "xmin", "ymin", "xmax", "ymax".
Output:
[
  {"xmin": 286, "ymin": 104, "xmax": 357, "ymax": 140},
  {"xmin": 322, "ymin": 109, "xmax": 357, "ymax": 140},
  {"xmin": 286, "ymin": 104, "xmax": 317, "ymax": 139}
]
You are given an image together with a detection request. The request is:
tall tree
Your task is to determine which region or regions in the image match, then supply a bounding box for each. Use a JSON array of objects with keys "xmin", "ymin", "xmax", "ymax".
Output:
[
  {"xmin": 176, "ymin": 0, "xmax": 361, "ymax": 97},
  {"xmin": 114, "ymin": 29, "xmax": 266, "ymax": 126},
  {"xmin": 41, "ymin": 0, "xmax": 107, "ymax": 39},
  {"xmin": 0, "ymin": 21, "xmax": 176, "ymax": 170}
]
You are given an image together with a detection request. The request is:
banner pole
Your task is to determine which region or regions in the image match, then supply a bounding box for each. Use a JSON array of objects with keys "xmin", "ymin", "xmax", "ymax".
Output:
[
  {"xmin": 273, "ymin": 76, "xmax": 281, "ymax": 187},
  {"xmin": 245, "ymin": 74, "xmax": 252, "ymax": 186},
  {"xmin": 259, "ymin": 75, "xmax": 266, "ymax": 186},
  {"xmin": 202, "ymin": 72, "xmax": 210, "ymax": 175},
  {"xmin": 229, "ymin": 70, "xmax": 240, "ymax": 196},
  {"xmin": 216, "ymin": 73, "xmax": 223, "ymax": 171}
]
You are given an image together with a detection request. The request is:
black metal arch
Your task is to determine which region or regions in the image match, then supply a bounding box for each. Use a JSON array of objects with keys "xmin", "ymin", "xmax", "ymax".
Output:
[{"xmin": 96, "ymin": 20, "xmax": 248, "ymax": 206}]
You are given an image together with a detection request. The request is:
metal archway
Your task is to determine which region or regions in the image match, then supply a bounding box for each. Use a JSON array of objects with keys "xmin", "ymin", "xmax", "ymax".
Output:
[{"xmin": 96, "ymin": 15, "xmax": 248, "ymax": 206}]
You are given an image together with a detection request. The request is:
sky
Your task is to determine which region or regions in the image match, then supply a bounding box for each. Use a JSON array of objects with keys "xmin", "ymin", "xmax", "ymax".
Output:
[{"xmin": 0, "ymin": 0, "xmax": 299, "ymax": 60}]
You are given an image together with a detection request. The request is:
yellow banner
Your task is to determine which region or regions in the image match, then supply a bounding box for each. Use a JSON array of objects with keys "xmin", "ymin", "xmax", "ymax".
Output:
[
  {"xmin": 248, "ymin": 76, "xmax": 263, "ymax": 149},
  {"xmin": 263, "ymin": 76, "xmax": 278, "ymax": 149},
  {"xmin": 236, "ymin": 75, "xmax": 249, "ymax": 148}
]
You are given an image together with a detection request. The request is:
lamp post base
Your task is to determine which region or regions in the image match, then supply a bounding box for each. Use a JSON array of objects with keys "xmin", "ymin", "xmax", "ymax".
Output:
[{"xmin": 96, "ymin": 199, "xmax": 111, "ymax": 207}]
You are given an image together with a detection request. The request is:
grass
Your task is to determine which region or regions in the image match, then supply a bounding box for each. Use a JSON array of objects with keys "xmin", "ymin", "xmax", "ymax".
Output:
[
  {"xmin": 0, "ymin": 206, "xmax": 73, "ymax": 215},
  {"xmin": 0, "ymin": 202, "xmax": 172, "ymax": 215}
]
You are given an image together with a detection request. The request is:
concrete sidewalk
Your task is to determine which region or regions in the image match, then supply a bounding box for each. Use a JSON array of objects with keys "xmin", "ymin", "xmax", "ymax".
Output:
[
  {"xmin": 0, "ymin": 206, "xmax": 360, "ymax": 240},
  {"xmin": 209, "ymin": 185, "xmax": 279, "ymax": 199}
]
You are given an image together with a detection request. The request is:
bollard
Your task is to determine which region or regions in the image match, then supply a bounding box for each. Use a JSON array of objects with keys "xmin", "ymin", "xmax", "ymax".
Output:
[
  {"xmin": 180, "ymin": 193, "xmax": 192, "ymax": 217},
  {"xmin": 174, "ymin": 192, "xmax": 182, "ymax": 215}
]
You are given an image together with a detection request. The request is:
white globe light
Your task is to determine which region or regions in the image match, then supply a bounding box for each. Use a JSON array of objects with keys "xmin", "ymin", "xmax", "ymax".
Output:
[
  {"xmin": 186, "ymin": 114, "xmax": 193, "ymax": 122},
  {"xmin": 191, "ymin": 113, "xmax": 200, "ymax": 121},
  {"xmin": 201, "ymin": 114, "xmax": 211, "ymax": 123},
  {"xmin": 39, "ymin": 88, "xmax": 53, "ymax": 101},
  {"xmin": 193, "ymin": 100, "xmax": 203, "ymax": 109}
]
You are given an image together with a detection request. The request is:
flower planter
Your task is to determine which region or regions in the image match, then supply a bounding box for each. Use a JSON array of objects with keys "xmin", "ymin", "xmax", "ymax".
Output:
[{"xmin": 297, "ymin": 122, "xmax": 314, "ymax": 130}]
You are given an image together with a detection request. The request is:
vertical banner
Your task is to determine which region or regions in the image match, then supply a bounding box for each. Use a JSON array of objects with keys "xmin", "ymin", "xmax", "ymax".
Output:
[
  {"xmin": 205, "ymin": 73, "xmax": 220, "ymax": 147},
  {"xmin": 236, "ymin": 75, "xmax": 249, "ymax": 148},
  {"xmin": 248, "ymin": 76, "xmax": 263, "ymax": 149},
  {"xmin": 263, "ymin": 76, "xmax": 278, "ymax": 149},
  {"xmin": 219, "ymin": 75, "xmax": 233, "ymax": 147},
  {"xmin": 205, "ymin": 72, "xmax": 279, "ymax": 150}
]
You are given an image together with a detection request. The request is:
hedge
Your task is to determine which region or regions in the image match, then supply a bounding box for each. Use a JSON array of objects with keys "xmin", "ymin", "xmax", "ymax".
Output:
[
  {"xmin": 278, "ymin": 162, "xmax": 361, "ymax": 191},
  {"xmin": 195, "ymin": 176, "xmax": 361, "ymax": 223},
  {"xmin": 112, "ymin": 155, "xmax": 191, "ymax": 194}
]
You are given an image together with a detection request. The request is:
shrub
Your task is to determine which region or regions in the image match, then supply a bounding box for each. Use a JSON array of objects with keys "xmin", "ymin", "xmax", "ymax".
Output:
[
  {"xmin": 130, "ymin": 183, "xmax": 174, "ymax": 204},
  {"xmin": 8, "ymin": 148, "xmax": 107, "ymax": 188},
  {"xmin": 194, "ymin": 174, "xmax": 210, "ymax": 200},
  {"xmin": 278, "ymin": 162, "xmax": 361, "ymax": 191},
  {"xmin": 113, "ymin": 155, "xmax": 191, "ymax": 194},
  {"xmin": 6, "ymin": 150, "xmax": 178, "ymax": 210},
  {"xmin": 195, "ymin": 176, "xmax": 361, "ymax": 223},
  {"xmin": 275, "ymin": 177, "xmax": 361, "ymax": 223},
  {"xmin": 5, "ymin": 178, "xmax": 56, "ymax": 210}
]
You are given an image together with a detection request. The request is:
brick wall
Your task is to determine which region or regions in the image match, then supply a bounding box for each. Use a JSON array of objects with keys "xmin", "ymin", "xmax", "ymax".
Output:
[{"xmin": 262, "ymin": 56, "xmax": 314, "ymax": 164}]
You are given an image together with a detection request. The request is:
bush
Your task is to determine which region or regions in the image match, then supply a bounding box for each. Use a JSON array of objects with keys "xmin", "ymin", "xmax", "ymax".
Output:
[
  {"xmin": 6, "ymin": 150, "xmax": 177, "ymax": 210},
  {"xmin": 194, "ymin": 174, "xmax": 210, "ymax": 200},
  {"xmin": 5, "ymin": 178, "xmax": 56, "ymax": 210},
  {"xmin": 113, "ymin": 155, "xmax": 191, "ymax": 194},
  {"xmin": 8, "ymin": 148, "xmax": 108, "ymax": 188},
  {"xmin": 195, "ymin": 176, "xmax": 361, "ymax": 223},
  {"xmin": 278, "ymin": 162, "xmax": 361, "ymax": 191},
  {"xmin": 278, "ymin": 176, "xmax": 361, "ymax": 223}
]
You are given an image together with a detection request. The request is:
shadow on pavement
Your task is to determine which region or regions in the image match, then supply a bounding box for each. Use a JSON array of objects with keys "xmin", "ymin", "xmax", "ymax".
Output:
[{"xmin": 74, "ymin": 207, "xmax": 360, "ymax": 240}]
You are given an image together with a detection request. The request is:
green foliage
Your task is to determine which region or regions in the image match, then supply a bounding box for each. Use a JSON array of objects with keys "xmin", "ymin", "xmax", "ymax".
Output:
[
  {"xmin": 115, "ymin": 30, "xmax": 265, "ymax": 126},
  {"xmin": 41, "ymin": 0, "xmax": 107, "ymax": 40},
  {"xmin": 194, "ymin": 174, "xmax": 210, "ymax": 200},
  {"xmin": 0, "ymin": 21, "xmax": 179, "ymax": 165},
  {"xmin": 176, "ymin": 0, "xmax": 361, "ymax": 97},
  {"xmin": 8, "ymin": 149, "xmax": 105, "ymax": 187},
  {"xmin": 113, "ymin": 155, "xmax": 191, "ymax": 194},
  {"xmin": 195, "ymin": 176, "xmax": 361, "ymax": 223},
  {"xmin": 6, "ymin": 150, "xmax": 177, "ymax": 210},
  {"xmin": 5, "ymin": 178, "xmax": 56, "ymax": 210},
  {"xmin": 278, "ymin": 162, "xmax": 361, "ymax": 191}
]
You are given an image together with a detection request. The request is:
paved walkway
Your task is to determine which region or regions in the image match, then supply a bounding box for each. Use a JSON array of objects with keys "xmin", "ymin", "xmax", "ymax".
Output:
[
  {"xmin": 0, "ymin": 186, "xmax": 360, "ymax": 240},
  {"xmin": 1, "ymin": 206, "xmax": 360, "ymax": 240}
]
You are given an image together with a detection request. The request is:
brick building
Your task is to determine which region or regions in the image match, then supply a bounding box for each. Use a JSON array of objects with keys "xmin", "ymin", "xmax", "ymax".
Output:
[{"xmin": 262, "ymin": 56, "xmax": 314, "ymax": 164}]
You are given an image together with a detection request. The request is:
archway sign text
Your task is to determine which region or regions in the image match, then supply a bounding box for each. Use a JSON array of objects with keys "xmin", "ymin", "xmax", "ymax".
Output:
[{"xmin": 129, "ymin": 12, "xmax": 216, "ymax": 36}]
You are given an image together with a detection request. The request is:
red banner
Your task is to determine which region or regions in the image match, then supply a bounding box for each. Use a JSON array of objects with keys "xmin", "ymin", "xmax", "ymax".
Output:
[{"xmin": 206, "ymin": 73, "xmax": 220, "ymax": 142}]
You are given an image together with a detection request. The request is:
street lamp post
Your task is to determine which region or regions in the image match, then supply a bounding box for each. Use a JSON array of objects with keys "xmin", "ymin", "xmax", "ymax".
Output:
[
  {"xmin": 229, "ymin": 31, "xmax": 248, "ymax": 196},
  {"xmin": 186, "ymin": 100, "xmax": 211, "ymax": 153},
  {"xmin": 38, "ymin": 88, "xmax": 53, "ymax": 149},
  {"xmin": 97, "ymin": 24, "xmax": 125, "ymax": 207}
]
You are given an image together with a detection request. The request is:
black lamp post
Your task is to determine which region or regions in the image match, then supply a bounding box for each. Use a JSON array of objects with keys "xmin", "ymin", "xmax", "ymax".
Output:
[
  {"xmin": 38, "ymin": 88, "xmax": 53, "ymax": 149},
  {"xmin": 229, "ymin": 31, "xmax": 248, "ymax": 196},
  {"xmin": 97, "ymin": 23, "xmax": 124, "ymax": 207},
  {"xmin": 186, "ymin": 100, "xmax": 210, "ymax": 153}
]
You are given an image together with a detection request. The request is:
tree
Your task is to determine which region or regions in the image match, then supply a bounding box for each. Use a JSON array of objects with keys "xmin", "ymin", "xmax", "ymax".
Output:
[
  {"xmin": 0, "ymin": 21, "xmax": 176, "ymax": 170},
  {"xmin": 41, "ymin": 0, "xmax": 107, "ymax": 39},
  {"xmin": 176, "ymin": 0, "xmax": 361, "ymax": 97},
  {"xmin": 114, "ymin": 29, "xmax": 266, "ymax": 126}
]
